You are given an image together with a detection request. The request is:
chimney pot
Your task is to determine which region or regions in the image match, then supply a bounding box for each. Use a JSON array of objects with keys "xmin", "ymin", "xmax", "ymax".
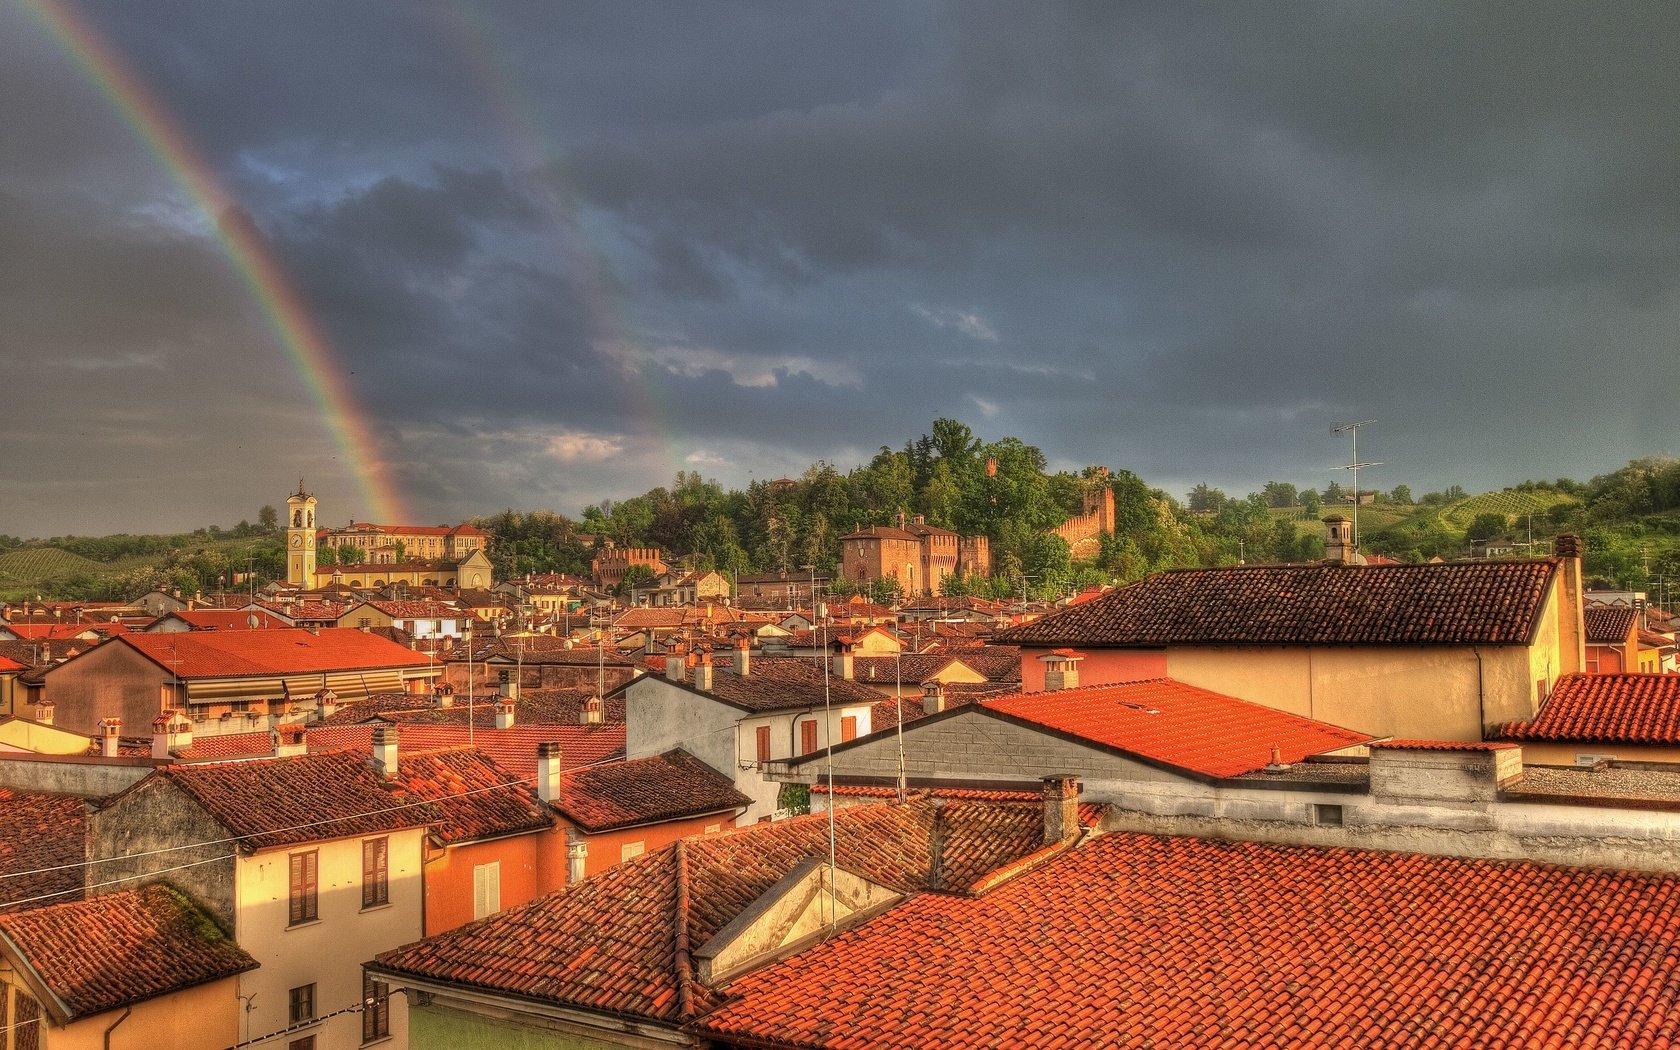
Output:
[
  {"xmin": 733, "ymin": 639, "xmax": 752, "ymax": 677},
  {"xmin": 581, "ymin": 695, "xmax": 603, "ymax": 725},
  {"xmin": 693, "ymin": 653, "xmax": 714, "ymax": 692},
  {"xmin": 373, "ymin": 724, "xmax": 399, "ymax": 778},
  {"xmin": 99, "ymin": 717, "xmax": 121, "ymax": 758},
  {"xmin": 536, "ymin": 740, "xmax": 562, "ymax": 804},
  {"xmin": 33, "ymin": 699, "xmax": 54, "ymax": 726},
  {"xmin": 494, "ymin": 698, "xmax": 516, "ymax": 730},
  {"xmin": 922, "ymin": 680, "xmax": 946, "ymax": 716},
  {"xmin": 834, "ymin": 649, "xmax": 855, "ymax": 681}
]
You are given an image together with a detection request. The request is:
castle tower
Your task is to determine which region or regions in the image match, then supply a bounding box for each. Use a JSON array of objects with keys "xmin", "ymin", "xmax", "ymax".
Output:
[{"xmin": 285, "ymin": 479, "xmax": 319, "ymax": 586}]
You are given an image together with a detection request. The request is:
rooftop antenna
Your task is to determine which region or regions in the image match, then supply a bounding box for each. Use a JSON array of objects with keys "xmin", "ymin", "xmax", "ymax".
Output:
[{"xmin": 1330, "ymin": 419, "xmax": 1382, "ymax": 552}]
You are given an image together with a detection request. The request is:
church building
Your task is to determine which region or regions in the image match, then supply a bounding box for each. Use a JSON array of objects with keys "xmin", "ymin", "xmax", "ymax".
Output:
[{"xmin": 284, "ymin": 481, "xmax": 494, "ymax": 590}]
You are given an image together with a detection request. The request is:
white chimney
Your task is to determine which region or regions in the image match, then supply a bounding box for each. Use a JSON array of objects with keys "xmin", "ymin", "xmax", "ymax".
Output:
[
  {"xmin": 580, "ymin": 695, "xmax": 603, "ymax": 726},
  {"xmin": 1039, "ymin": 649, "xmax": 1085, "ymax": 691},
  {"xmin": 494, "ymin": 698, "xmax": 515, "ymax": 730},
  {"xmin": 565, "ymin": 828, "xmax": 588, "ymax": 885},
  {"xmin": 693, "ymin": 653, "xmax": 713, "ymax": 691},
  {"xmin": 315, "ymin": 688, "xmax": 338, "ymax": 719},
  {"xmin": 33, "ymin": 699, "xmax": 54, "ymax": 726},
  {"xmin": 99, "ymin": 717, "xmax": 121, "ymax": 758},
  {"xmin": 498, "ymin": 670, "xmax": 519, "ymax": 701},
  {"xmin": 151, "ymin": 711, "xmax": 191, "ymax": 760},
  {"xmin": 733, "ymin": 638, "xmax": 751, "ymax": 677},
  {"xmin": 273, "ymin": 725, "xmax": 307, "ymax": 758},
  {"xmin": 833, "ymin": 649, "xmax": 854, "ymax": 681},
  {"xmin": 922, "ymin": 681, "xmax": 946, "ymax": 716},
  {"xmin": 665, "ymin": 651, "xmax": 686, "ymax": 681},
  {"xmin": 536, "ymin": 741, "xmax": 562, "ymax": 803},
  {"xmin": 433, "ymin": 683, "xmax": 454, "ymax": 708},
  {"xmin": 373, "ymin": 724, "xmax": 399, "ymax": 779}
]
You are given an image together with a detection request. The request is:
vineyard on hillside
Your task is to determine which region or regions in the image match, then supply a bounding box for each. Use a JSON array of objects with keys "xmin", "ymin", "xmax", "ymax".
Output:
[{"xmin": 1438, "ymin": 490, "xmax": 1579, "ymax": 531}]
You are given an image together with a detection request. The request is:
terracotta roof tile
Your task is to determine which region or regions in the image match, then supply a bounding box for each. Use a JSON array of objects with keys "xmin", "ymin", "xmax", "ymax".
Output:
[
  {"xmin": 385, "ymin": 747, "xmax": 552, "ymax": 845},
  {"xmin": 1498, "ymin": 672, "xmax": 1680, "ymax": 745},
  {"xmin": 995, "ymin": 560, "xmax": 1560, "ymax": 648},
  {"xmin": 1370, "ymin": 739, "xmax": 1517, "ymax": 751},
  {"xmin": 374, "ymin": 799, "xmax": 1061, "ymax": 1025},
  {"xmin": 115, "ymin": 628, "xmax": 437, "ymax": 678},
  {"xmin": 681, "ymin": 657, "xmax": 884, "ymax": 713},
  {"xmin": 1585, "ymin": 604, "xmax": 1640, "ymax": 644},
  {"xmin": 0, "ymin": 884, "xmax": 257, "ymax": 1020},
  {"xmin": 697, "ymin": 832, "xmax": 1680, "ymax": 1048},
  {"xmin": 555, "ymin": 749, "xmax": 750, "ymax": 832},
  {"xmin": 980, "ymin": 679, "xmax": 1371, "ymax": 778},
  {"xmin": 0, "ymin": 788, "xmax": 86, "ymax": 912}
]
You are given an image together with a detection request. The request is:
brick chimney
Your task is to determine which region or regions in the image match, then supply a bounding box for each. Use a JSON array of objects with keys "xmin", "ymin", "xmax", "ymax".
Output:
[
  {"xmin": 1323, "ymin": 515, "xmax": 1363, "ymax": 565},
  {"xmin": 733, "ymin": 637, "xmax": 752, "ymax": 677},
  {"xmin": 536, "ymin": 741, "xmax": 562, "ymax": 804},
  {"xmin": 1042, "ymin": 775, "xmax": 1081, "ymax": 844},
  {"xmin": 98, "ymin": 717, "xmax": 121, "ymax": 758},
  {"xmin": 372, "ymin": 724, "xmax": 399, "ymax": 779},
  {"xmin": 833, "ymin": 647, "xmax": 854, "ymax": 681},
  {"xmin": 32, "ymin": 699, "xmax": 54, "ymax": 726},
  {"xmin": 1554, "ymin": 534, "xmax": 1587, "ymax": 678},
  {"xmin": 922, "ymin": 680, "xmax": 946, "ymax": 716},
  {"xmin": 580, "ymin": 695, "xmax": 603, "ymax": 726},
  {"xmin": 1039, "ymin": 649, "xmax": 1084, "ymax": 691},
  {"xmin": 693, "ymin": 652, "xmax": 713, "ymax": 691},
  {"xmin": 494, "ymin": 697, "xmax": 516, "ymax": 729}
]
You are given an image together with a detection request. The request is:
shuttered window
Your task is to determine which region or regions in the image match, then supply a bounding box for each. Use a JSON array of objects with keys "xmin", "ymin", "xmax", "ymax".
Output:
[
  {"xmin": 840, "ymin": 715, "xmax": 858, "ymax": 742},
  {"xmin": 756, "ymin": 725, "xmax": 771, "ymax": 764},
  {"xmin": 361, "ymin": 837, "xmax": 389, "ymax": 908},
  {"xmin": 289, "ymin": 850, "xmax": 318, "ymax": 925},
  {"xmin": 361, "ymin": 971, "xmax": 391, "ymax": 1043},
  {"xmin": 473, "ymin": 861, "xmax": 501, "ymax": 919},
  {"xmin": 800, "ymin": 719, "xmax": 818, "ymax": 755}
]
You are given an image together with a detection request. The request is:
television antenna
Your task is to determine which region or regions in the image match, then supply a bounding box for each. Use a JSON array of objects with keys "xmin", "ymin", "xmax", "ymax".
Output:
[{"xmin": 1330, "ymin": 420, "xmax": 1382, "ymax": 552}]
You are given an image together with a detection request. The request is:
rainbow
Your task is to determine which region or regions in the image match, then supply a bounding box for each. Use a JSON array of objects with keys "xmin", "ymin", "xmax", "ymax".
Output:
[{"xmin": 26, "ymin": 0, "xmax": 406, "ymax": 523}]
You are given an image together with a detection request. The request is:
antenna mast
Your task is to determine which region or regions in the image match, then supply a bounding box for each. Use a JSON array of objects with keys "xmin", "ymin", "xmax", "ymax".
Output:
[{"xmin": 1330, "ymin": 419, "xmax": 1382, "ymax": 552}]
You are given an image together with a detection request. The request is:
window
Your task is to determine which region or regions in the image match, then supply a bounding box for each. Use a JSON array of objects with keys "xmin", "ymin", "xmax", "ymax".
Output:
[
  {"xmin": 840, "ymin": 715, "xmax": 858, "ymax": 742},
  {"xmin": 473, "ymin": 861, "xmax": 501, "ymax": 919},
  {"xmin": 362, "ymin": 972, "xmax": 391, "ymax": 1043},
  {"xmin": 362, "ymin": 837, "xmax": 389, "ymax": 908},
  {"xmin": 288, "ymin": 1038, "xmax": 315, "ymax": 1050},
  {"xmin": 800, "ymin": 719, "xmax": 818, "ymax": 756},
  {"xmin": 288, "ymin": 983, "xmax": 316, "ymax": 1025},
  {"xmin": 756, "ymin": 725, "xmax": 771, "ymax": 765},
  {"xmin": 1313, "ymin": 804, "xmax": 1344, "ymax": 827},
  {"xmin": 621, "ymin": 841, "xmax": 645, "ymax": 862},
  {"xmin": 288, "ymin": 851, "xmax": 318, "ymax": 925}
]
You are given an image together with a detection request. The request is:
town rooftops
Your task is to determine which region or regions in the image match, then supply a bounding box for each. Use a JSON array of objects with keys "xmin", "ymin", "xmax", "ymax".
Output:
[
  {"xmin": 372, "ymin": 797, "xmax": 1077, "ymax": 1027},
  {"xmin": 150, "ymin": 609, "xmax": 290, "ymax": 631},
  {"xmin": 552, "ymin": 748, "xmax": 751, "ymax": 833},
  {"xmin": 0, "ymin": 884, "xmax": 257, "ymax": 1023},
  {"xmin": 694, "ymin": 831, "xmax": 1680, "ymax": 1049},
  {"xmin": 1498, "ymin": 672, "xmax": 1680, "ymax": 746},
  {"xmin": 994, "ymin": 560, "xmax": 1561, "ymax": 648},
  {"xmin": 669, "ymin": 655, "xmax": 884, "ymax": 713},
  {"xmin": 979, "ymin": 679, "xmax": 1372, "ymax": 778},
  {"xmin": 0, "ymin": 788, "xmax": 86, "ymax": 913},
  {"xmin": 383, "ymin": 745, "xmax": 552, "ymax": 845},
  {"xmin": 111, "ymin": 627, "xmax": 438, "ymax": 679}
]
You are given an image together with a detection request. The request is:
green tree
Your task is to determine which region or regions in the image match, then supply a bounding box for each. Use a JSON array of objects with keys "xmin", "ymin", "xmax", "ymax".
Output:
[
  {"xmin": 1467, "ymin": 512, "xmax": 1511, "ymax": 543},
  {"xmin": 1261, "ymin": 482, "xmax": 1298, "ymax": 509},
  {"xmin": 1187, "ymin": 483, "xmax": 1227, "ymax": 513},
  {"xmin": 1388, "ymin": 485, "xmax": 1413, "ymax": 505},
  {"xmin": 258, "ymin": 505, "xmax": 279, "ymax": 532}
]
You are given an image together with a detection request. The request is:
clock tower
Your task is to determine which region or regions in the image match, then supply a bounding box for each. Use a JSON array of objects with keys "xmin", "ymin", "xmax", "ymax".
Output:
[{"xmin": 285, "ymin": 480, "xmax": 319, "ymax": 587}]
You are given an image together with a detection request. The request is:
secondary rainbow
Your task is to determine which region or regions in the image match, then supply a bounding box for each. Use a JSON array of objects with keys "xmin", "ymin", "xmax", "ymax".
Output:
[{"xmin": 27, "ymin": 0, "xmax": 407, "ymax": 524}]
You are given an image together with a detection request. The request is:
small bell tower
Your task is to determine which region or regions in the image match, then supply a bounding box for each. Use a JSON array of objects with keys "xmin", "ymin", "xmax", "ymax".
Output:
[{"xmin": 286, "ymin": 479, "xmax": 319, "ymax": 586}]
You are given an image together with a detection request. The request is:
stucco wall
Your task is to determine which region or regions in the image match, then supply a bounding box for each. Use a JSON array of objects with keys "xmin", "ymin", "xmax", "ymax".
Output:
[
  {"xmin": 0, "ymin": 754, "xmax": 153, "ymax": 797},
  {"xmin": 89, "ymin": 776, "xmax": 238, "ymax": 930},
  {"xmin": 61, "ymin": 974, "xmax": 243, "ymax": 1050},
  {"xmin": 41, "ymin": 643, "xmax": 172, "ymax": 736},
  {"xmin": 409, "ymin": 1002, "xmax": 681, "ymax": 1050},
  {"xmin": 1019, "ymin": 648, "xmax": 1168, "ymax": 692},
  {"xmin": 426, "ymin": 829, "xmax": 565, "ymax": 936}
]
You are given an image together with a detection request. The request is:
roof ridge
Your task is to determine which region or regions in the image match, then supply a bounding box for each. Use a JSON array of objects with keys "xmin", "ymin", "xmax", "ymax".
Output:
[{"xmin": 672, "ymin": 837, "xmax": 696, "ymax": 1018}]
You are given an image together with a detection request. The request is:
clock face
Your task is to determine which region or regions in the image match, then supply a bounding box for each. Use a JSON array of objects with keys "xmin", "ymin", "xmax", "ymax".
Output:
[{"xmin": 291, "ymin": 535, "xmax": 303, "ymax": 547}]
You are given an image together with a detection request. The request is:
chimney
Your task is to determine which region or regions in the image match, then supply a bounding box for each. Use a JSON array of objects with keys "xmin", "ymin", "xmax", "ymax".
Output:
[
  {"xmin": 565, "ymin": 828, "xmax": 588, "ymax": 885},
  {"xmin": 666, "ymin": 649, "xmax": 686, "ymax": 682},
  {"xmin": 1042, "ymin": 775, "xmax": 1081, "ymax": 844},
  {"xmin": 372, "ymin": 724, "xmax": 399, "ymax": 779},
  {"xmin": 151, "ymin": 711, "xmax": 191, "ymax": 760},
  {"xmin": 494, "ymin": 697, "xmax": 516, "ymax": 730},
  {"xmin": 33, "ymin": 699, "xmax": 54, "ymax": 726},
  {"xmin": 536, "ymin": 741, "xmax": 562, "ymax": 804},
  {"xmin": 833, "ymin": 648, "xmax": 854, "ymax": 681},
  {"xmin": 1039, "ymin": 649, "xmax": 1084, "ymax": 691},
  {"xmin": 314, "ymin": 688, "xmax": 338, "ymax": 720},
  {"xmin": 273, "ymin": 724, "xmax": 307, "ymax": 758},
  {"xmin": 99, "ymin": 717, "xmax": 121, "ymax": 758},
  {"xmin": 693, "ymin": 652, "xmax": 713, "ymax": 691},
  {"xmin": 498, "ymin": 669, "xmax": 519, "ymax": 701},
  {"xmin": 433, "ymin": 683, "xmax": 454, "ymax": 708},
  {"xmin": 922, "ymin": 680, "xmax": 946, "ymax": 716},
  {"xmin": 1554, "ymin": 534, "xmax": 1587, "ymax": 679},
  {"xmin": 733, "ymin": 637, "xmax": 751, "ymax": 677},
  {"xmin": 580, "ymin": 695, "xmax": 604, "ymax": 726}
]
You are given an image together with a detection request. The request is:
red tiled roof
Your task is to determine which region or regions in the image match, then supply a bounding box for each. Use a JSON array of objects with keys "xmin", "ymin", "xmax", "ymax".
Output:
[
  {"xmin": 980, "ymin": 679, "xmax": 1371, "ymax": 778},
  {"xmin": 3, "ymin": 622, "xmax": 126, "ymax": 640},
  {"xmin": 161, "ymin": 609, "xmax": 289, "ymax": 631},
  {"xmin": 1498, "ymin": 672, "xmax": 1680, "ymax": 745},
  {"xmin": 393, "ymin": 724, "xmax": 626, "ymax": 779},
  {"xmin": 697, "ymin": 832, "xmax": 1680, "ymax": 1049},
  {"xmin": 555, "ymin": 749, "xmax": 750, "ymax": 832},
  {"xmin": 813, "ymin": 784, "xmax": 1104, "ymax": 829},
  {"xmin": 0, "ymin": 788, "xmax": 86, "ymax": 912},
  {"xmin": 115, "ymin": 628, "xmax": 437, "ymax": 679},
  {"xmin": 0, "ymin": 884, "xmax": 257, "ymax": 1021},
  {"xmin": 363, "ymin": 600, "xmax": 467, "ymax": 619},
  {"xmin": 374, "ymin": 799, "xmax": 1065, "ymax": 1025},
  {"xmin": 1370, "ymin": 739, "xmax": 1517, "ymax": 751},
  {"xmin": 1585, "ymin": 604, "xmax": 1639, "ymax": 644},
  {"xmin": 385, "ymin": 746, "xmax": 552, "ymax": 845},
  {"xmin": 161, "ymin": 750, "xmax": 434, "ymax": 851},
  {"xmin": 674, "ymin": 657, "xmax": 884, "ymax": 714},
  {"xmin": 0, "ymin": 654, "xmax": 26, "ymax": 672},
  {"xmin": 995, "ymin": 560, "xmax": 1560, "ymax": 648}
]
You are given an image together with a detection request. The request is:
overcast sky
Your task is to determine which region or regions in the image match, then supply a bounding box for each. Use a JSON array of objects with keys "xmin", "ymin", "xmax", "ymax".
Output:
[{"xmin": 4, "ymin": 2, "xmax": 1678, "ymax": 537}]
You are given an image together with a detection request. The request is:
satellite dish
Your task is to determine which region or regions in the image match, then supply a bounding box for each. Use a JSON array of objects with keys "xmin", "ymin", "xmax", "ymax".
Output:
[{"xmin": 247, "ymin": 614, "xmax": 260, "ymax": 629}]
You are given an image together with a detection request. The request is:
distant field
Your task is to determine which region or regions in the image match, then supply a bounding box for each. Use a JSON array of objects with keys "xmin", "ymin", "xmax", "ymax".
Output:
[
  {"xmin": 0, "ymin": 548, "xmax": 108, "ymax": 585},
  {"xmin": 1438, "ymin": 490, "xmax": 1578, "ymax": 530}
]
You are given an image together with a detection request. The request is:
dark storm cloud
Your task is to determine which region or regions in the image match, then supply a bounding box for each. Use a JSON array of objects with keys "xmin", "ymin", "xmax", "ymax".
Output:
[{"xmin": 3, "ymin": 1, "xmax": 1678, "ymax": 535}]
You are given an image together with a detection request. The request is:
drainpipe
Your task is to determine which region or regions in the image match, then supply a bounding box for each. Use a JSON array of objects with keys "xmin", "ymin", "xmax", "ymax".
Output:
[
  {"xmin": 104, "ymin": 1005, "xmax": 132, "ymax": 1050},
  {"xmin": 1472, "ymin": 646, "xmax": 1486, "ymax": 736}
]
